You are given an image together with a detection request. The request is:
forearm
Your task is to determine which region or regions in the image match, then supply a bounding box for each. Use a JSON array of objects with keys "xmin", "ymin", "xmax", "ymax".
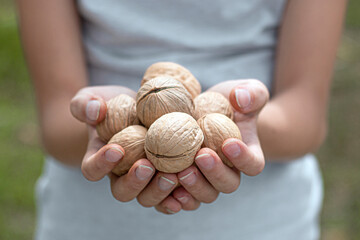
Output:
[
  {"xmin": 258, "ymin": 88, "xmax": 327, "ymax": 161},
  {"xmin": 41, "ymin": 97, "xmax": 88, "ymax": 166},
  {"xmin": 259, "ymin": 0, "xmax": 346, "ymax": 161},
  {"xmin": 15, "ymin": 0, "xmax": 88, "ymax": 165}
]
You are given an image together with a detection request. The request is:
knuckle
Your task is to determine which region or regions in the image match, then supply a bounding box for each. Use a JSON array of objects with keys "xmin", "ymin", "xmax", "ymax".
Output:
[
  {"xmin": 234, "ymin": 153, "xmax": 252, "ymax": 172},
  {"xmin": 183, "ymin": 201, "xmax": 201, "ymax": 211},
  {"xmin": 94, "ymin": 158, "xmax": 112, "ymax": 173},
  {"xmin": 200, "ymin": 192, "xmax": 219, "ymax": 204},
  {"xmin": 221, "ymin": 180, "xmax": 240, "ymax": 194},
  {"xmin": 81, "ymin": 164, "xmax": 98, "ymax": 181},
  {"xmin": 111, "ymin": 188, "xmax": 132, "ymax": 202},
  {"xmin": 137, "ymin": 197, "xmax": 155, "ymax": 208},
  {"xmin": 111, "ymin": 179, "xmax": 145, "ymax": 203},
  {"xmin": 127, "ymin": 180, "xmax": 145, "ymax": 192},
  {"xmin": 186, "ymin": 185, "xmax": 202, "ymax": 198},
  {"xmin": 211, "ymin": 171, "xmax": 228, "ymax": 185},
  {"xmin": 188, "ymin": 204, "xmax": 200, "ymax": 211}
]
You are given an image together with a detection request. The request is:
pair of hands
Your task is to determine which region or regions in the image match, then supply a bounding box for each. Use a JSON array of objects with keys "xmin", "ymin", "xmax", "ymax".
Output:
[{"xmin": 70, "ymin": 79, "xmax": 269, "ymax": 214}]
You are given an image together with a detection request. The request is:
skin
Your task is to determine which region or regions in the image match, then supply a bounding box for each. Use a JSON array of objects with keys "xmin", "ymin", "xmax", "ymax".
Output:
[{"xmin": 15, "ymin": 0, "xmax": 347, "ymax": 214}]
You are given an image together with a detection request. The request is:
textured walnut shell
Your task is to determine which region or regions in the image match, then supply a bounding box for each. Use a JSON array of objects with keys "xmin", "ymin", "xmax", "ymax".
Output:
[
  {"xmin": 197, "ymin": 113, "xmax": 242, "ymax": 167},
  {"xmin": 145, "ymin": 112, "xmax": 204, "ymax": 173},
  {"xmin": 108, "ymin": 125, "xmax": 147, "ymax": 176},
  {"xmin": 96, "ymin": 94, "xmax": 139, "ymax": 142},
  {"xmin": 142, "ymin": 62, "xmax": 201, "ymax": 99},
  {"xmin": 136, "ymin": 76, "xmax": 194, "ymax": 128},
  {"xmin": 194, "ymin": 91, "xmax": 234, "ymax": 120}
]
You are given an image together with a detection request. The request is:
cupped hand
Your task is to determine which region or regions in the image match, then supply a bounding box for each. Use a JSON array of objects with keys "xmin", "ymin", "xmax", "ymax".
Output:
[
  {"xmin": 70, "ymin": 86, "xmax": 179, "ymax": 213},
  {"xmin": 156, "ymin": 79, "xmax": 269, "ymax": 214}
]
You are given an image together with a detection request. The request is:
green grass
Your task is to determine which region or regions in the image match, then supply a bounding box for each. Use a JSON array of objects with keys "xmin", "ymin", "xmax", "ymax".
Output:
[
  {"xmin": 0, "ymin": 1, "xmax": 359, "ymax": 240},
  {"xmin": 346, "ymin": 0, "xmax": 360, "ymax": 27},
  {"xmin": 0, "ymin": 2, "xmax": 43, "ymax": 239}
]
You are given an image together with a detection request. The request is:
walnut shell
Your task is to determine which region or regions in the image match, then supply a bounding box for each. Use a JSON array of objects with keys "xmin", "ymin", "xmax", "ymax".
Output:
[
  {"xmin": 108, "ymin": 125, "xmax": 147, "ymax": 176},
  {"xmin": 194, "ymin": 91, "xmax": 234, "ymax": 120},
  {"xmin": 145, "ymin": 112, "xmax": 204, "ymax": 173},
  {"xmin": 136, "ymin": 76, "xmax": 194, "ymax": 128},
  {"xmin": 142, "ymin": 62, "xmax": 201, "ymax": 99},
  {"xmin": 197, "ymin": 113, "xmax": 242, "ymax": 167},
  {"xmin": 96, "ymin": 94, "xmax": 139, "ymax": 142}
]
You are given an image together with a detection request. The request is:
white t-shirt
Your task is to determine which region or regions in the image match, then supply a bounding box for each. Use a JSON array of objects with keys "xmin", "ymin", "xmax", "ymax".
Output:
[{"xmin": 35, "ymin": 1, "xmax": 323, "ymax": 239}]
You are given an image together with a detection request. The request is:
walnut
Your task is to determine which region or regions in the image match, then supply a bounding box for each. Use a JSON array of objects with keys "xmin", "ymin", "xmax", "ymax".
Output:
[
  {"xmin": 136, "ymin": 76, "xmax": 194, "ymax": 128},
  {"xmin": 197, "ymin": 113, "xmax": 242, "ymax": 167},
  {"xmin": 193, "ymin": 91, "xmax": 234, "ymax": 120},
  {"xmin": 96, "ymin": 94, "xmax": 139, "ymax": 142},
  {"xmin": 108, "ymin": 125, "xmax": 147, "ymax": 176},
  {"xmin": 145, "ymin": 112, "xmax": 204, "ymax": 173},
  {"xmin": 142, "ymin": 62, "xmax": 201, "ymax": 99}
]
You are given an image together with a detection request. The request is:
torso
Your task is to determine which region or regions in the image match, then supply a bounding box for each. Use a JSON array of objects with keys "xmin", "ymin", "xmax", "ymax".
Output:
[{"xmin": 35, "ymin": 1, "xmax": 323, "ymax": 239}]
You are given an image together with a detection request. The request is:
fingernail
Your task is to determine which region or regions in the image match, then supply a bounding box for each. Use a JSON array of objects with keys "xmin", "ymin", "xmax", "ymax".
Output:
[
  {"xmin": 235, "ymin": 89, "xmax": 251, "ymax": 108},
  {"xmin": 135, "ymin": 165, "xmax": 154, "ymax": 180},
  {"xmin": 105, "ymin": 147, "xmax": 124, "ymax": 162},
  {"xmin": 179, "ymin": 171, "xmax": 196, "ymax": 186},
  {"xmin": 195, "ymin": 153, "xmax": 214, "ymax": 170},
  {"xmin": 176, "ymin": 196, "xmax": 189, "ymax": 204},
  {"xmin": 165, "ymin": 208, "xmax": 176, "ymax": 214},
  {"xmin": 158, "ymin": 176, "xmax": 175, "ymax": 191},
  {"xmin": 222, "ymin": 140, "xmax": 241, "ymax": 158},
  {"xmin": 86, "ymin": 100, "xmax": 101, "ymax": 121}
]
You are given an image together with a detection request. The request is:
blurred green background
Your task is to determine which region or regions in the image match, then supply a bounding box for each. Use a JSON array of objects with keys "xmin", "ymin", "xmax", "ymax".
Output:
[{"xmin": 0, "ymin": 1, "xmax": 359, "ymax": 239}]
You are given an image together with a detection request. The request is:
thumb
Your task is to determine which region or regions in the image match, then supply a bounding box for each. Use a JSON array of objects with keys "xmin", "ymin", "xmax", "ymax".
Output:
[
  {"xmin": 70, "ymin": 85, "xmax": 137, "ymax": 125},
  {"xmin": 70, "ymin": 90, "xmax": 107, "ymax": 125},
  {"xmin": 229, "ymin": 79, "xmax": 269, "ymax": 115}
]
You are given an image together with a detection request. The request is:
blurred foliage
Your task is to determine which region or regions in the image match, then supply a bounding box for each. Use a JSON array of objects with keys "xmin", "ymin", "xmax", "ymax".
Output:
[
  {"xmin": 318, "ymin": 28, "xmax": 360, "ymax": 240},
  {"xmin": 0, "ymin": 0, "xmax": 359, "ymax": 240},
  {"xmin": 0, "ymin": 1, "xmax": 43, "ymax": 239},
  {"xmin": 346, "ymin": 0, "xmax": 360, "ymax": 27}
]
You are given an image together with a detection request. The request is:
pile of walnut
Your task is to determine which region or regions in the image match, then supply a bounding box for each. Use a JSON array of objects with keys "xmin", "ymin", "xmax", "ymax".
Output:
[{"xmin": 96, "ymin": 62, "xmax": 242, "ymax": 176}]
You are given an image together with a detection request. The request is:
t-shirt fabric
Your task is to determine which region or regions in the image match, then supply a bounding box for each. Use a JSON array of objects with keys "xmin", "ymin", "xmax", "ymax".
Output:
[{"xmin": 34, "ymin": 1, "xmax": 323, "ymax": 239}]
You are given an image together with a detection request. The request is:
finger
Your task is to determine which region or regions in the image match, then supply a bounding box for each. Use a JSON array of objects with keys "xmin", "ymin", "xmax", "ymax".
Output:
[
  {"xmin": 84, "ymin": 125, "xmax": 105, "ymax": 158},
  {"xmin": 70, "ymin": 86, "xmax": 137, "ymax": 125},
  {"xmin": 137, "ymin": 172, "xmax": 178, "ymax": 207},
  {"xmin": 109, "ymin": 159, "xmax": 155, "ymax": 202},
  {"xmin": 177, "ymin": 165, "xmax": 219, "ymax": 203},
  {"xmin": 81, "ymin": 141, "xmax": 125, "ymax": 181},
  {"xmin": 81, "ymin": 126, "xmax": 124, "ymax": 181},
  {"xmin": 154, "ymin": 196, "xmax": 182, "ymax": 215},
  {"xmin": 229, "ymin": 79, "xmax": 269, "ymax": 115},
  {"xmin": 194, "ymin": 148, "xmax": 241, "ymax": 194},
  {"xmin": 222, "ymin": 138, "xmax": 265, "ymax": 176},
  {"xmin": 70, "ymin": 90, "xmax": 107, "ymax": 125},
  {"xmin": 172, "ymin": 187, "xmax": 201, "ymax": 211}
]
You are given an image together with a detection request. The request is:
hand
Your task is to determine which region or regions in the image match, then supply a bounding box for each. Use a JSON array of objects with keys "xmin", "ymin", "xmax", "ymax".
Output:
[
  {"xmin": 70, "ymin": 86, "xmax": 180, "ymax": 213},
  {"xmin": 155, "ymin": 79, "xmax": 269, "ymax": 214}
]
